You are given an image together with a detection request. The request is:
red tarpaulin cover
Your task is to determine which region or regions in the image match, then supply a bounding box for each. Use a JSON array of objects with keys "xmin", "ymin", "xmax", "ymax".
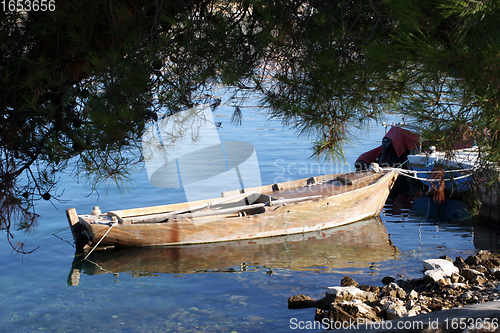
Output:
[
  {"xmin": 356, "ymin": 127, "xmax": 419, "ymax": 163},
  {"xmin": 356, "ymin": 145, "xmax": 383, "ymax": 163},
  {"xmin": 384, "ymin": 126, "xmax": 419, "ymax": 157}
]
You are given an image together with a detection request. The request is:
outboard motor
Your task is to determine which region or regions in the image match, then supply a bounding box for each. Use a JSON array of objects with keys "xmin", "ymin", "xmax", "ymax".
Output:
[{"xmin": 378, "ymin": 137, "xmax": 409, "ymax": 168}]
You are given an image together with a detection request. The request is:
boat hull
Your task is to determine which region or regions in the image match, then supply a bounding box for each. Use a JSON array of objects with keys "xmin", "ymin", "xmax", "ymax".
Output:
[
  {"xmin": 67, "ymin": 171, "xmax": 398, "ymax": 248},
  {"xmin": 75, "ymin": 216, "xmax": 394, "ymax": 275},
  {"xmin": 407, "ymin": 150, "xmax": 477, "ymax": 192}
]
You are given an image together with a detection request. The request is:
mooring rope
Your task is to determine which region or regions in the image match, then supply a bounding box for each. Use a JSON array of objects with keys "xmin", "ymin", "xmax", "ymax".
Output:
[
  {"xmin": 386, "ymin": 161, "xmax": 477, "ymax": 183},
  {"xmin": 369, "ymin": 162, "xmax": 476, "ymax": 182},
  {"xmin": 84, "ymin": 221, "xmax": 117, "ymax": 260}
]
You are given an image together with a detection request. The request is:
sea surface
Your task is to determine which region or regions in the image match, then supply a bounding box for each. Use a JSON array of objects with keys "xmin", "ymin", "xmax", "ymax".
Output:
[{"xmin": 1, "ymin": 104, "xmax": 500, "ymax": 332}]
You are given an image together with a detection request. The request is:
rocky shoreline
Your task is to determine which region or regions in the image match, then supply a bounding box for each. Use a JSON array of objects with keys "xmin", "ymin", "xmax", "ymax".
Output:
[{"xmin": 288, "ymin": 250, "xmax": 500, "ymax": 330}]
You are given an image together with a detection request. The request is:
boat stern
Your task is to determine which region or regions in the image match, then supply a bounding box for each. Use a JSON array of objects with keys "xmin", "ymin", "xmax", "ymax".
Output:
[{"xmin": 66, "ymin": 208, "xmax": 90, "ymax": 250}]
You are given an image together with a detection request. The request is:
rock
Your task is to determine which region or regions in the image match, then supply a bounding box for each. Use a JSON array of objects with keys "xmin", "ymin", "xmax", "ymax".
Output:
[
  {"xmin": 454, "ymin": 256, "xmax": 469, "ymax": 270},
  {"xmin": 484, "ymin": 259, "xmax": 500, "ymax": 270},
  {"xmin": 472, "ymin": 265, "xmax": 488, "ymax": 274},
  {"xmin": 340, "ymin": 276, "xmax": 359, "ymax": 287},
  {"xmin": 365, "ymin": 285, "xmax": 380, "ymax": 293},
  {"xmin": 386, "ymin": 304, "xmax": 407, "ymax": 319},
  {"xmin": 326, "ymin": 286, "xmax": 377, "ymax": 303},
  {"xmin": 439, "ymin": 255, "xmax": 453, "ymax": 262},
  {"xmin": 450, "ymin": 272, "xmax": 465, "ymax": 283},
  {"xmin": 387, "ymin": 282, "xmax": 399, "ymax": 290},
  {"xmin": 461, "ymin": 291, "xmax": 474, "ymax": 299},
  {"xmin": 288, "ymin": 294, "xmax": 318, "ymax": 309},
  {"xmin": 490, "ymin": 257, "xmax": 500, "ymax": 267},
  {"xmin": 407, "ymin": 290, "xmax": 418, "ymax": 300},
  {"xmin": 381, "ymin": 276, "xmax": 395, "ymax": 285},
  {"xmin": 491, "ymin": 267, "xmax": 500, "ymax": 279},
  {"xmin": 424, "ymin": 269, "xmax": 446, "ymax": 283},
  {"xmin": 326, "ymin": 301, "xmax": 380, "ymax": 326},
  {"xmin": 358, "ymin": 284, "xmax": 371, "ymax": 291},
  {"xmin": 390, "ymin": 289, "xmax": 406, "ymax": 299},
  {"xmin": 460, "ymin": 268, "xmax": 485, "ymax": 281},
  {"xmin": 380, "ymin": 282, "xmax": 396, "ymax": 292},
  {"xmin": 380, "ymin": 297, "xmax": 406, "ymax": 320},
  {"xmin": 476, "ymin": 250, "xmax": 495, "ymax": 263},
  {"xmin": 314, "ymin": 308, "xmax": 326, "ymax": 322},
  {"xmin": 471, "ymin": 275, "xmax": 488, "ymax": 285},
  {"xmin": 423, "ymin": 259, "xmax": 459, "ymax": 276},
  {"xmin": 406, "ymin": 305, "xmax": 422, "ymax": 317},
  {"xmin": 380, "ymin": 282, "xmax": 406, "ymax": 299},
  {"xmin": 449, "ymin": 283, "xmax": 468, "ymax": 289},
  {"xmin": 340, "ymin": 300, "xmax": 380, "ymax": 322},
  {"xmin": 328, "ymin": 303, "xmax": 357, "ymax": 324},
  {"xmin": 437, "ymin": 277, "xmax": 452, "ymax": 287},
  {"xmin": 465, "ymin": 255, "xmax": 481, "ymax": 266},
  {"xmin": 419, "ymin": 295, "xmax": 432, "ymax": 303}
]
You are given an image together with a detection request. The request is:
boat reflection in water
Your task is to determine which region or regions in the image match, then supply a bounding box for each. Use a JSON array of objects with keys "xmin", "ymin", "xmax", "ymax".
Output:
[{"xmin": 68, "ymin": 216, "xmax": 397, "ymax": 285}]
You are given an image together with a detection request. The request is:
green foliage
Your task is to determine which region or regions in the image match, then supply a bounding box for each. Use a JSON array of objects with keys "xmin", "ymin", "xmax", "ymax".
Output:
[{"xmin": 2, "ymin": 0, "xmax": 500, "ymax": 252}]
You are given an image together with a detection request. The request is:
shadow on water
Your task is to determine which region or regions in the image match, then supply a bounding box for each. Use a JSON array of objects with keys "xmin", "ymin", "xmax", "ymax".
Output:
[
  {"xmin": 68, "ymin": 216, "xmax": 398, "ymax": 286},
  {"xmin": 385, "ymin": 176, "xmax": 500, "ymax": 254},
  {"xmin": 474, "ymin": 223, "xmax": 500, "ymax": 254}
]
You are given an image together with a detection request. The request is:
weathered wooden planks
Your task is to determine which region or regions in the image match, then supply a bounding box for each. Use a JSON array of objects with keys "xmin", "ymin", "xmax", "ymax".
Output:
[{"xmin": 66, "ymin": 170, "xmax": 398, "ymax": 249}]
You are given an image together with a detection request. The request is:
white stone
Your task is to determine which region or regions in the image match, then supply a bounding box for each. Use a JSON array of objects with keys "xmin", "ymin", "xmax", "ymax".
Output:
[
  {"xmin": 326, "ymin": 286, "xmax": 376, "ymax": 302},
  {"xmin": 405, "ymin": 309, "xmax": 418, "ymax": 317},
  {"xmin": 381, "ymin": 296, "xmax": 404, "ymax": 311},
  {"xmin": 424, "ymin": 269, "xmax": 446, "ymax": 283},
  {"xmin": 450, "ymin": 283, "xmax": 468, "ymax": 289},
  {"xmin": 386, "ymin": 304, "xmax": 407, "ymax": 320},
  {"xmin": 349, "ymin": 301, "xmax": 375, "ymax": 316},
  {"xmin": 335, "ymin": 300, "xmax": 380, "ymax": 322},
  {"xmin": 408, "ymin": 290, "xmax": 419, "ymax": 300},
  {"xmin": 423, "ymin": 259, "xmax": 459, "ymax": 276},
  {"xmin": 388, "ymin": 282, "xmax": 399, "ymax": 290},
  {"xmin": 340, "ymin": 299, "xmax": 362, "ymax": 304}
]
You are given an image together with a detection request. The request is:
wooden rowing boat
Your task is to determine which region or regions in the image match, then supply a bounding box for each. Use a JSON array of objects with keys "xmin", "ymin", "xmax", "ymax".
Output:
[{"xmin": 66, "ymin": 170, "xmax": 398, "ymax": 250}]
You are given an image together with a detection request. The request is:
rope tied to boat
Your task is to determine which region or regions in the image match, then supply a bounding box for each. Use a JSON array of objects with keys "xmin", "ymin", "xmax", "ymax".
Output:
[
  {"xmin": 369, "ymin": 163, "xmax": 384, "ymax": 173},
  {"xmin": 385, "ymin": 162, "xmax": 478, "ymax": 183},
  {"xmin": 84, "ymin": 217, "xmax": 118, "ymax": 260}
]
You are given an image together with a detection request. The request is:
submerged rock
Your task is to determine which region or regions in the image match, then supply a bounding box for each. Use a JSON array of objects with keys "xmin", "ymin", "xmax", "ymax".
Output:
[
  {"xmin": 340, "ymin": 275, "xmax": 359, "ymax": 287},
  {"xmin": 287, "ymin": 294, "xmax": 317, "ymax": 309}
]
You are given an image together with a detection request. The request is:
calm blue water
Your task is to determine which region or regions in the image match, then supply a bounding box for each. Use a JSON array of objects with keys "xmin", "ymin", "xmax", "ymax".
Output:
[{"xmin": 1, "ymin": 104, "xmax": 498, "ymax": 332}]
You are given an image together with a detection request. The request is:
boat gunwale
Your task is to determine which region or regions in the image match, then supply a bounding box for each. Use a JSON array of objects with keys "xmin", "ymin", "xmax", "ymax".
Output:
[
  {"xmin": 78, "ymin": 170, "xmax": 394, "ymax": 220},
  {"xmin": 80, "ymin": 170, "xmax": 394, "ymax": 228}
]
